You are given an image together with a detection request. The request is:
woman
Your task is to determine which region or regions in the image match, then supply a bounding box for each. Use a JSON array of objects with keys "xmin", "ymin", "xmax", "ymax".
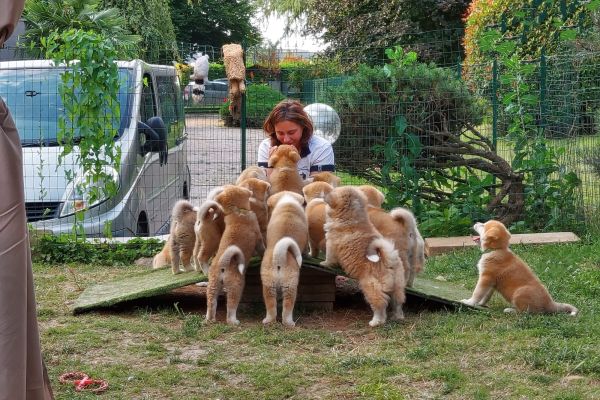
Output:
[
  {"xmin": 258, "ymin": 99, "xmax": 335, "ymax": 179},
  {"xmin": 1, "ymin": 1, "xmax": 54, "ymax": 398}
]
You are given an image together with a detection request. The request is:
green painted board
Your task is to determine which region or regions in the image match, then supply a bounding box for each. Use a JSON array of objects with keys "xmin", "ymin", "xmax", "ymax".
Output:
[
  {"xmin": 301, "ymin": 256, "xmax": 484, "ymax": 310},
  {"xmin": 72, "ymin": 268, "xmax": 207, "ymax": 314},
  {"xmin": 72, "ymin": 256, "xmax": 482, "ymax": 314}
]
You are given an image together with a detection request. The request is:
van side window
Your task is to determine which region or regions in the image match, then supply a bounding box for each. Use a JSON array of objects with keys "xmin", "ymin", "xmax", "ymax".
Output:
[
  {"xmin": 140, "ymin": 74, "xmax": 156, "ymax": 123},
  {"xmin": 156, "ymin": 75, "xmax": 178, "ymax": 128}
]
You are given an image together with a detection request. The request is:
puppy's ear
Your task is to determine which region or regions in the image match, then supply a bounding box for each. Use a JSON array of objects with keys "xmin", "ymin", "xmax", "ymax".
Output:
[
  {"xmin": 290, "ymin": 150, "xmax": 301, "ymax": 163},
  {"xmin": 267, "ymin": 194, "xmax": 278, "ymax": 209},
  {"xmin": 324, "ymin": 191, "xmax": 336, "ymax": 207},
  {"xmin": 269, "ymin": 152, "xmax": 279, "ymax": 166}
]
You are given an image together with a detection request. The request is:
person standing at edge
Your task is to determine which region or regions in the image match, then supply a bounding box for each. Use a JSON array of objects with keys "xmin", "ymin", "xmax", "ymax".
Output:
[
  {"xmin": 258, "ymin": 99, "xmax": 335, "ymax": 179},
  {"xmin": 0, "ymin": 1, "xmax": 54, "ymax": 398}
]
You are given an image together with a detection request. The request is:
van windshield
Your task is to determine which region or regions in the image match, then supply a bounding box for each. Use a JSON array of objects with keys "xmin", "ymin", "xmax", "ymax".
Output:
[{"xmin": 0, "ymin": 67, "xmax": 133, "ymax": 146}]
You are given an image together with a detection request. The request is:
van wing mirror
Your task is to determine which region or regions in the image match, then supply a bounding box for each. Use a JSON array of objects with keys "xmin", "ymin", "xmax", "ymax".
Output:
[{"xmin": 138, "ymin": 117, "xmax": 168, "ymax": 165}]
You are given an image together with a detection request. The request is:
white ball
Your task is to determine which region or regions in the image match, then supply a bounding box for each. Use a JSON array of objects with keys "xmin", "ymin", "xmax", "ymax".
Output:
[{"xmin": 304, "ymin": 103, "xmax": 341, "ymax": 144}]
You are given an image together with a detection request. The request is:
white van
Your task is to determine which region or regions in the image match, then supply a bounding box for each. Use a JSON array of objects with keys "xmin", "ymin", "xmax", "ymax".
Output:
[{"xmin": 0, "ymin": 59, "xmax": 191, "ymax": 237}]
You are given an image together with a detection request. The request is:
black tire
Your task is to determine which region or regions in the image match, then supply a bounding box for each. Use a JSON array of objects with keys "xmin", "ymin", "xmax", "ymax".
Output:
[{"xmin": 136, "ymin": 212, "xmax": 149, "ymax": 237}]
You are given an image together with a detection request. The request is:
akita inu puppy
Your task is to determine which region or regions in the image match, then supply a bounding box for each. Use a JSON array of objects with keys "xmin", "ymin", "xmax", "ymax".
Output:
[
  {"xmin": 310, "ymin": 171, "xmax": 341, "ymax": 187},
  {"xmin": 261, "ymin": 191, "xmax": 308, "ymax": 327},
  {"xmin": 322, "ymin": 186, "xmax": 406, "ymax": 327},
  {"xmin": 192, "ymin": 199, "xmax": 225, "ymax": 275},
  {"xmin": 205, "ymin": 185, "xmax": 264, "ymax": 325},
  {"xmin": 462, "ymin": 220, "xmax": 578, "ymax": 315},
  {"xmin": 153, "ymin": 200, "xmax": 197, "ymax": 274},
  {"xmin": 268, "ymin": 144, "xmax": 304, "ymax": 196},
  {"xmin": 238, "ymin": 177, "xmax": 271, "ymax": 244},
  {"xmin": 236, "ymin": 165, "xmax": 268, "ymax": 185},
  {"xmin": 356, "ymin": 184, "xmax": 385, "ymax": 207},
  {"xmin": 302, "ymin": 181, "xmax": 334, "ymax": 258}
]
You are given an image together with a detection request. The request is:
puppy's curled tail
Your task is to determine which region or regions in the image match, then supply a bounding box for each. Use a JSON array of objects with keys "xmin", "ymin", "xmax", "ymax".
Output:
[
  {"xmin": 553, "ymin": 302, "xmax": 578, "ymax": 316},
  {"xmin": 389, "ymin": 207, "xmax": 418, "ymax": 234},
  {"xmin": 197, "ymin": 200, "xmax": 223, "ymax": 222},
  {"xmin": 152, "ymin": 250, "xmax": 169, "ymax": 270},
  {"xmin": 272, "ymin": 237, "xmax": 302, "ymax": 269},
  {"xmin": 218, "ymin": 245, "xmax": 246, "ymax": 275},
  {"xmin": 172, "ymin": 199, "xmax": 196, "ymax": 220},
  {"xmin": 366, "ymin": 237, "xmax": 401, "ymax": 268}
]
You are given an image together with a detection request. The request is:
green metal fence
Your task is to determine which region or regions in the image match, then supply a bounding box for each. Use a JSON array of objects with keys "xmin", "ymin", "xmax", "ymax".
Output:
[{"xmin": 3, "ymin": 27, "xmax": 600, "ymax": 238}]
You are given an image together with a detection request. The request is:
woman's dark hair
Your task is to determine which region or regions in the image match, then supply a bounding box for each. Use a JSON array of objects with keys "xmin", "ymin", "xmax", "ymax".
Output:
[{"xmin": 263, "ymin": 99, "xmax": 313, "ymax": 148}]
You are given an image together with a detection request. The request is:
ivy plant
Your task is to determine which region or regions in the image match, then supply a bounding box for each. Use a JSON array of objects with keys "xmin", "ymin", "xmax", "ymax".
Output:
[{"xmin": 41, "ymin": 29, "xmax": 122, "ymax": 237}]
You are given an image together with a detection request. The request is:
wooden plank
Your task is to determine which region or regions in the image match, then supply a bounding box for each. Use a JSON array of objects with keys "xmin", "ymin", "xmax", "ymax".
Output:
[
  {"xmin": 426, "ymin": 232, "xmax": 580, "ymax": 256},
  {"xmin": 72, "ymin": 268, "xmax": 207, "ymax": 314}
]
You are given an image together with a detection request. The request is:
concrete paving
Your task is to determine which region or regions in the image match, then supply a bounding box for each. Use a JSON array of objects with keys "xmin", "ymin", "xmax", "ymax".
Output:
[{"xmin": 185, "ymin": 113, "xmax": 265, "ymax": 203}]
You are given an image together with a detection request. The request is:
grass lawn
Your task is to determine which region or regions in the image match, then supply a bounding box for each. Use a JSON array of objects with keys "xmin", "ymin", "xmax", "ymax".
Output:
[{"xmin": 36, "ymin": 239, "xmax": 600, "ymax": 399}]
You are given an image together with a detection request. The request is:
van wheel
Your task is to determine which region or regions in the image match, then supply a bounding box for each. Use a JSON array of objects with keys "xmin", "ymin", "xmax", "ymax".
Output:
[{"xmin": 136, "ymin": 212, "xmax": 149, "ymax": 237}]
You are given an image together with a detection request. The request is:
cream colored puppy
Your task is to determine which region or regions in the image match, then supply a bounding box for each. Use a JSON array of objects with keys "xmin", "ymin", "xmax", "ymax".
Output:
[
  {"xmin": 153, "ymin": 200, "xmax": 197, "ymax": 274},
  {"xmin": 356, "ymin": 184, "xmax": 385, "ymax": 207},
  {"xmin": 206, "ymin": 185, "xmax": 265, "ymax": 325},
  {"xmin": 261, "ymin": 191, "xmax": 308, "ymax": 327},
  {"xmin": 310, "ymin": 171, "xmax": 341, "ymax": 187},
  {"xmin": 362, "ymin": 203, "xmax": 426, "ymax": 288},
  {"xmin": 322, "ymin": 186, "xmax": 406, "ymax": 327},
  {"xmin": 302, "ymin": 181, "xmax": 334, "ymax": 257},
  {"xmin": 236, "ymin": 165, "xmax": 268, "ymax": 185},
  {"xmin": 192, "ymin": 198, "xmax": 225, "ymax": 275},
  {"xmin": 268, "ymin": 144, "xmax": 304, "ymax": 195},
  {"xmin": 461, "ymin": 220, "xmax": 578, "ymax": 315},
  {"xmin": 238, "ymin": 177, "xmax": 271, "ymax": 244}
]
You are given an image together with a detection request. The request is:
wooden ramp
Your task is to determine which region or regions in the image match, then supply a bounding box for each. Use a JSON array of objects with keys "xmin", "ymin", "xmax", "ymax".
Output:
[
  {"xmin": 426, "ymin": 232, "xmax": 580, "ymax": 256},
  {"xmin": 72, "ymin": 256, "xmax": 482, "ymax": 314},
  {"xmin": 72, "ymin": 268, "xmax": 207, "ymax": 314}
]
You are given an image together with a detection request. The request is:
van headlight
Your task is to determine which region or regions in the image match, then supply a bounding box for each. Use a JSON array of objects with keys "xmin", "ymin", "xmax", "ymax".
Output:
[{"xmin": 60, "ymin": 167, "xmax": 120, "ymax": 217}]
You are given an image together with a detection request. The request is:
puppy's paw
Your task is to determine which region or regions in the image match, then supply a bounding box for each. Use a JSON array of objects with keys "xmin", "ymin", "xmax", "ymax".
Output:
[
  {"xmin": 172, "ymin": 268, "xmax": 182, "ymax": 275},
  {"xmin": 390, "ymin": 309, "xmax": 404, "ymax": 321},
  {"xmin": 282, "ymin": 319, "xmax": 296, "ymax": 328},
  {"xmin": 227, "ymin": 318, "xmax": 240, "ymax": 326},
  {"xmin": 262, "ymin": 317, "xmax": 275, "ymax": 325},
  {"xmin": 368, "ymin": 318, "xmax": 385, "ymax": 327},
  {"xmin": 461, "ymin": 298, "xmax": 476, "ymax": 306},
  {"xmin": 503, "ymin": 307, "xmax": 517, "ymax": 314},
  {"xmin": 182, "ymin": 264, "xmax": 194, "ymax": 273}
]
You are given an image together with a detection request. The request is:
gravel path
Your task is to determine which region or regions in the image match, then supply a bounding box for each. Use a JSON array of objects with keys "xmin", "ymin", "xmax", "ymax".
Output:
[{"xmin": 186, "ymin": 114, "xmax": 265, "ymax": 203}]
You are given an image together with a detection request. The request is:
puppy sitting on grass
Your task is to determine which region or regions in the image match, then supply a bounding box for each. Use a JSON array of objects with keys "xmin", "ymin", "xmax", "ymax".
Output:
[
  {"xmin": 153, "ymin": 200, "xmax": 197, "ymax": 274},
  {"xmin": 461, "ymin": 220, "xmax": 578, "ymax": 316},
  {"xmin": 261, "ymin": 191, "xmax": 308, "ymax": 327},
  {"xmin": 205, "ymin": 185, "xmax": 264, "ymax": 325},
  {"xmin": 322, "ymin": 186, "xmax": 406, "ymax": 327}
]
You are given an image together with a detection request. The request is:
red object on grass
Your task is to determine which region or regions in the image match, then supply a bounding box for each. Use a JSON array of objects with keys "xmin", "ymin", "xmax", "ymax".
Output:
[{"xmin": 59, "ymin": 371, "xmax": 109, "ymax": 394}]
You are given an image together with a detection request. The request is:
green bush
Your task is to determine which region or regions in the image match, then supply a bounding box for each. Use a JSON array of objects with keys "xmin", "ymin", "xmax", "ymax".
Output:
[
  {"xmin": 325, "ymin": 57, "xmax": 484, "ymax": 176},
  {"xmin": 208, "ymin": 62, "xmax": 225, "ymax": 80},
  {"xmin": 31, "ymin": 234, "xmax": 164, "ymax": 265},
  {"xmin": 219, "ymin": 84, "xmax": 285, "ymax": 128}
]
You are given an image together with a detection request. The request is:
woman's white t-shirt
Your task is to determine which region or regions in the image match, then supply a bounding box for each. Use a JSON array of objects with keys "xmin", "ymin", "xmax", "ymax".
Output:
[{"xmin": 257, "ymin": 135, "xmax": 335, "ymax": 179}]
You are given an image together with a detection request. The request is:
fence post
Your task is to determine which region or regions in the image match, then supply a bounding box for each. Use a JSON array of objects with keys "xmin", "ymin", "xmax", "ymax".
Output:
[
  {"xmin": 492, "ymin": 57, "xmax": 498, "ymax": 151},
  {"xmin": 241, "ymin": 40, "xmax": 247, "ymax": 171},
  {"xmin": 539, "ymin": 48, "xmax": 547, "ymax": 135}
]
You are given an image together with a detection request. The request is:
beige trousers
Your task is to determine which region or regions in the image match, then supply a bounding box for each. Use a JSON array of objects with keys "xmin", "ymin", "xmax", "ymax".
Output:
[{"xmin": 0, "ymin": 98, "xmax": 53, "ymax": 399}]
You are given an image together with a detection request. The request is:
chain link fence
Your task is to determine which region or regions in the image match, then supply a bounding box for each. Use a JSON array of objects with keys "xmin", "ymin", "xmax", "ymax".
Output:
[{"xmin": 1, "ymin": 29, "xmax": 600, "ymax": 238}]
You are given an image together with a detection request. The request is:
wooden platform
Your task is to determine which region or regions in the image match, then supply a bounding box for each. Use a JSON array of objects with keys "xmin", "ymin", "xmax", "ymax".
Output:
[
  {"xmin": 425, "ymin": 232, "xmax": 580, "ymax": 256},
  {"xmin": 71, "ymin": 256, "xmax": 483, "ymax": 314}
]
